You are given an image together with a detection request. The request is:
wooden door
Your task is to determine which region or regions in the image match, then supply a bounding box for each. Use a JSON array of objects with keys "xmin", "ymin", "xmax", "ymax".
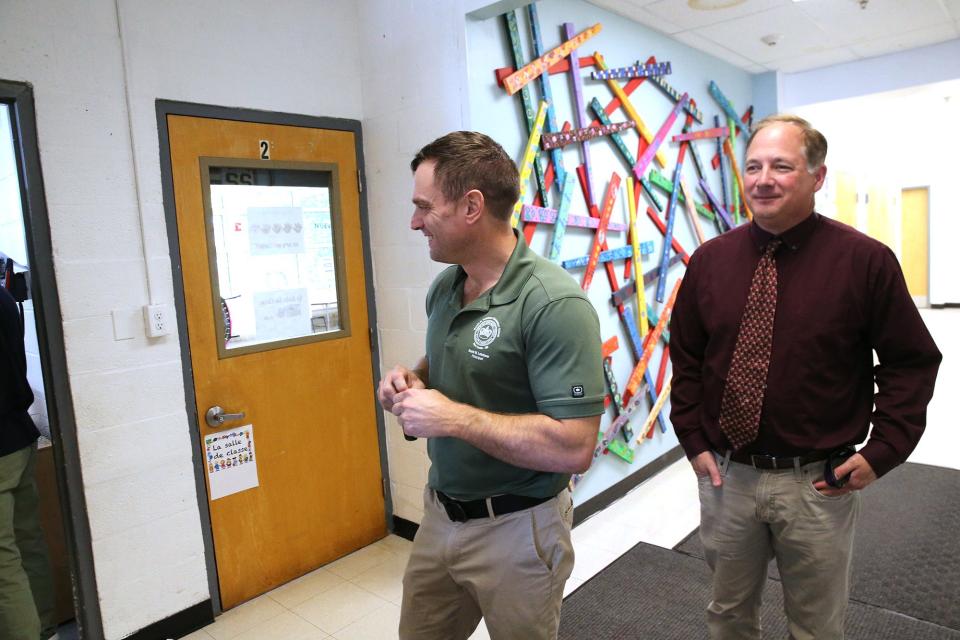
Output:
[
  {"xmin": 167, "ymin": 115, "xmax": 385, "ymax": 609},
  {"xmin": 901, "ymin": 187, "xmax": 929, "ymax": 299}
]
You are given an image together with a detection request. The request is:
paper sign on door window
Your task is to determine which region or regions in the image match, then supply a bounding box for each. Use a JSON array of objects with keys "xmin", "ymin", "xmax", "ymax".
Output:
[
  {"xmin": 205, "ymin": 424, "xmax": 259, "ymax": 500},
  {"xmin": 247, "ymin": 207, "xmax": 305, "ymax": 256},
  {"xmin": 253, "ymin": 287, "xmax": 311, "ymax": 341}
]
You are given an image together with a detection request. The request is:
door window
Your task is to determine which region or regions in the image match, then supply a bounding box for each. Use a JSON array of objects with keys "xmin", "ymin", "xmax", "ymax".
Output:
[{"xmin": 201, "ymin": 159, "xmax": 348, "ymax": 357}]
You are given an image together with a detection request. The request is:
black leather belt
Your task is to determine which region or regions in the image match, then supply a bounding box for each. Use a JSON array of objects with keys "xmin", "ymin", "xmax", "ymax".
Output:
[
  {"xmin": 730, "ymin": 449, "xmax": 832, "ymax": 470},
  {"xmin": 435, "ymin": 490, "xmax": 552, "ymax": 522}
]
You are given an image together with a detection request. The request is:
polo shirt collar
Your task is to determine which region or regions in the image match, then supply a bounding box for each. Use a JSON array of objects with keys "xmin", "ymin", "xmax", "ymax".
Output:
[
  {"xmin": 448, "ymin": 230, "xmax": 536, "ymax": 311},
  {"xmin": 749, "ymin": 211, "xmax": 821, "ymax": 253}
]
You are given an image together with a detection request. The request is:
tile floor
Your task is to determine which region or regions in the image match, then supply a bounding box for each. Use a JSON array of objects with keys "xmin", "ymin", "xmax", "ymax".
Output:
[{"xmin": 181, "ymin": 308, "xmax": 958, "ymax": 640}]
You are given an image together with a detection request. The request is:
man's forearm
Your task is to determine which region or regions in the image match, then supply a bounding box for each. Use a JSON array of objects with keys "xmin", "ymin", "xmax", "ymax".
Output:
[
  {"xmin": 448, "ymin": 403, "xmax": 599, "ymax": 474},
  {"xmin": 411, "ymin": 356, "xmax": 429, "ymax": 388}
]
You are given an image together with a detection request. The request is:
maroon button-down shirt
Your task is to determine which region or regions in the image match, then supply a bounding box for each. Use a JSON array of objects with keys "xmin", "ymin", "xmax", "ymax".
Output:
[{"xmin": 669, "ymin": 212, "xmax": 941, "ymax": 477}]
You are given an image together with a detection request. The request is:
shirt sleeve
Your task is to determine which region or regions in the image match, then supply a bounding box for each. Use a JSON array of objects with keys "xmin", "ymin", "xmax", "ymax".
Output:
[
  {"xmin": 523, "ymin": 296, "xmax": 605, "ymax": 420},
  {"xmin": 859, "ymin": 246, "xmax": 942, "ymax": 477},
  {"xmin": 668, "ymin": 251, "xmax": 713, "ymax": 459}
]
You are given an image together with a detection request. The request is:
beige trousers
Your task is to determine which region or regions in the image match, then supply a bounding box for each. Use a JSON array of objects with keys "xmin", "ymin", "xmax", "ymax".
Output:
[
  {"xmin": 399, "ymin": 486, "xmax": 574, "ymax": 640},
  {"xmin": 699, "ymin": 454, "xmax": 861, "ymax": 640}
]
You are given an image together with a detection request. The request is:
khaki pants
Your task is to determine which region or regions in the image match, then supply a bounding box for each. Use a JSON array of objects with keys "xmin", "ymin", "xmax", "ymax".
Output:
[
  {"xmin": 698, "ymin": 454, "xmax": 861, "ymax": 640},
  {"xmin": 399, "ymin": 486, "xmax": 574, "ymax": 640},
  {"xmin": 0, "ymin": 443, "xmax": 55, "ymax": 640}
]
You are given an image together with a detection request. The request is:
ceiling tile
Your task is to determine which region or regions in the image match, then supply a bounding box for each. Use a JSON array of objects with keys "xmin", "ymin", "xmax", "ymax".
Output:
[
  {"xmin": 847, "ymin": 22, "xmax": 960, "ymax": 57},
  {"xmin": 670, "ymin": 30, "xmax": 758, "ymax": 70},
  {"xmin": 640, "ymin": 0, "xmax": 788, "ymax": 31},
  {"xmin": 588, "ymin": 0, "xmax": 687, "ymax": 34},
  {"xmin": 795, "ymin": 0, "xmax": 947, "ymax": 44},
  {"xmin": 767, "ymin": 47, "xmax": 860, "ymax": 73},
  {"xmin": 692, "ymin": 5, "xmax": 833, "ymax": 63}
]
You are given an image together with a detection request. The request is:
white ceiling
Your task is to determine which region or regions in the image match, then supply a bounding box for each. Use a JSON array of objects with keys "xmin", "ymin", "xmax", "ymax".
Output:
[{"xmin": 587, "ymin": 0, "xmax": 960, "ymax": 73}]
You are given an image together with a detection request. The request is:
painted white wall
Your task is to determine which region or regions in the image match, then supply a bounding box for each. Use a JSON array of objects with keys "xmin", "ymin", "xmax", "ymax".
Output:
[
  {"xmin": 356, "ymin": 0, "xmax": 474, "ymax": 523},
  {"xmin": 790, "ymin": 78, "xmax": 960, "ymax": 305},
  {"xmin": 0, "ymin": 1, "xmax": 366, "ymax": 637},
  {"xmin": 780, "ymin": 38, "xmax": 960, "ymax": 110},
  {"xmin": 465, "ymin": 0, "xmax": 755, "ymax": 504}
]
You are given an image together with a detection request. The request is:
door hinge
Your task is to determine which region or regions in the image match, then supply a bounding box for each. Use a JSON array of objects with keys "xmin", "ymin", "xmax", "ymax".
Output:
[
  {"xmin": 357, "ymin": 169, "xmax": 363, "ymax": 193},
  {"xmin": 381, "ymin": 478, "xmax": 387, "ymax": 499},
  {"xmin": 369, "ymin": 327, "xmax": 375, "ymax": 350}
]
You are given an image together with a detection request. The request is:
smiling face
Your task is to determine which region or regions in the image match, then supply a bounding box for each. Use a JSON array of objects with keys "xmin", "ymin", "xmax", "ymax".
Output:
[
  {"xmin": 410, "ymin": 160, "xmax": 469, "ymax": 264},
  {"xmin": 743, "ymin": 122, "xmax": 826, "ymax": 235}
]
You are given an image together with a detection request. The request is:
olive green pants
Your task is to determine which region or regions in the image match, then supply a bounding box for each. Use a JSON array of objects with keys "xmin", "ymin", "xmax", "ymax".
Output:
[
  {"xmin": 399, "ymin": 486, "xmax": 574, "ymax": 640},
  {"xmin": 0, "ymin": 443, "xmax": 55, "ymax": 640},
  {"xmin": 698, "ymin": 454, "xmax": 861, "ymax": 640}
]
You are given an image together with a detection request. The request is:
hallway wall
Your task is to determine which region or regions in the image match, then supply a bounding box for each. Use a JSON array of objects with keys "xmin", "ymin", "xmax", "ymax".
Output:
[{"xmin": 0, "ymin": 1, "xmax": 366, "ymax": 637}]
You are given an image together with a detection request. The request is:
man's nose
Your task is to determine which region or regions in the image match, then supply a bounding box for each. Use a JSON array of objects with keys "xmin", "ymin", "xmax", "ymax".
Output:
[{"xmin": 410, "ymin": 210, "xmax": 422, "ymax": 230}]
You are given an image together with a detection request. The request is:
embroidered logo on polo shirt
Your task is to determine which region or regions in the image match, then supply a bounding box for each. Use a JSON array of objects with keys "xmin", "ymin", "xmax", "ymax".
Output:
[
  {"xmin": 571, "ymin": 385, "xmax": 585, "ymax": 398},
  {"xmin": 468, "ymin": 316, "xmax": 500, "ymax": 361}
]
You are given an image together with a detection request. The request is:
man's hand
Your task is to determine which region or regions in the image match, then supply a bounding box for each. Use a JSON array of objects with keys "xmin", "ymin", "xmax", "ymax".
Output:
[
  {"xmin": 390, "ymin": 388, "xmax": 460, "ymax": 438},
  {"xmin": 813, "ymin": 452, "xmax": 877, "ymax": 497},
  {"xmin": 691, "ymin": 450, "xmax": 722, "ymax": 487},
  {"xmin": 377, "ymin": 365, "xmax": 426, "ymax": 412}
]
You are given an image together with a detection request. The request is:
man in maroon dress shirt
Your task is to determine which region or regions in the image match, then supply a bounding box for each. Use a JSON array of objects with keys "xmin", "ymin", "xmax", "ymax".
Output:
[{"xmin": 670, "ymin": 114, "xmax": 941, "ymax": 640}]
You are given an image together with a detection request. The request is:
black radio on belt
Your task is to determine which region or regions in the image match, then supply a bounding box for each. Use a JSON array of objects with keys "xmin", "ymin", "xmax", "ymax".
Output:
[{"xmin": 824, "ymin": 446, "xmax": 857, "ymax": 488}]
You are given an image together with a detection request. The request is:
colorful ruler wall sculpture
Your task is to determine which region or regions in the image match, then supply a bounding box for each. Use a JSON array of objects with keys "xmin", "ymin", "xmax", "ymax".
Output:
[{"xmin": 493, "ymin": 6, "xmax": 752, "ymax": 483}]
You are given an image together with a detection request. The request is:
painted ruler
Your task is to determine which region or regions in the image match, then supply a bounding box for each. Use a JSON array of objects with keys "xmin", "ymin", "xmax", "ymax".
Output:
[
  {"xmin": 527, "ymin": 2, "xmax": 567, "ymax": 190},
  {"xmin": 547, "ymin": 172, "xmax": 576, "ymax": 262},
  {"xmin": 591, "ymin": 61, "xmax": 671, "ymax": 81},
  {"xmin": 723, "ymin": 137, "xmax": 753, "ymax": 221},
  {"xmin": 503, "ymin": 23, "xmax": 601, "ymax": 95},
  {"xmin": 565, "ymin": 22, "xmax": 597, "ymax": 207},
  {"xmin": 511, "ymin": 100, "xmax": 548, "ymax": 229},
  {"xmin": 646, "ymin": 207, "xmax": 691, "ymax": 265},
  {"xmin": 504, "ymin": 11, "xmax": 548, "ymax": 205},
  {"xmin": 708, "ymin": 81, "xmax": 747, "ymax": 138},
  {"xmin": 581, "ymin": 172, "xmax": 621, "ymax": 290},
  {"xmin": 626, "ymin": 178, "xmax": 650, "ymax": 337},
  {"xmin": 656, "ymin": 147, "xmax": 686, "ymax": 303},
  {"xmin": 541, "ymin": 120, "xmax": 636, "ymax": 149},
  {"xmin": 623, "ymin": 278, "xmax": 681, "ymax": 400},
  {"xmin": 672, "ymin": 127, "xmax": 729, "ymax": 142},
  {"xmin": 633, "ymin": 92, "xmax": 688, "ymax": 180},
  {"xmin": 562, "ymin": 245, "xmax": 633, "ymax": 270},
  {"xmin": 589, "ymin": 97, "xmax": 664, "ymax": 212},
  {"xmin": 593, "ymin": 51, "xmax": 667, "ymax": 168},
  {"xmin": 648, "ymin": 169, "xmax": 715, "ymax": 221},
  {"xmin": 680, "ymin": 179, "xmax": 707, "ymax": 245},
  {"xmin": 638, "ymin": 379, "xmax": 672, "ymax": 442},
  {"xmin": 522, "ymin": 204, "xmax": 627, "ymax": 231},
  {"xmin": 609, "ymin": 254, "xmax": 684, "ymax": 307},
  {"xmin": 699, "ymin": 177, "xmax": 734, "ymax": 231},
  {"xmin": 726, "ymin": 116, "xmax": 740, "ymax": 222},
  {"xmin": 644, "ymin": 63, "xmax": 703, "ymax": 123}
]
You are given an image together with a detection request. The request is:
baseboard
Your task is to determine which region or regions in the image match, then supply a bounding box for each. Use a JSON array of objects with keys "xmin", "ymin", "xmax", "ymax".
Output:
[
  {"xmin": 930, "ymin": 303, "xmax": 960, "ymax": 309},
  {"xmin": 390, "ymin": 446, "xmax": 686, "ymax": 536},
  {"xmin": 392, "ymin": 515, "xmax": 419, "ymax": 541},
  {"xmin": 125, "ymin": 599, "xmax": 214, "ymax": 640},
  {"xmin": 572, "ymin": 445, "xmax": 686, "ymax": 526}
]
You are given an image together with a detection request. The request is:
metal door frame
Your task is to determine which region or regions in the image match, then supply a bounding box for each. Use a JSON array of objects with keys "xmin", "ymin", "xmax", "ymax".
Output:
[{"xmin": 0, "ymin": 79, "xmax": 102, "ymax": 637}]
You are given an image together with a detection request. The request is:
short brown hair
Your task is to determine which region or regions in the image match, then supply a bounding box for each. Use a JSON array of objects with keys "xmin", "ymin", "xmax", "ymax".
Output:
[
  {"xmin": 747, "ymin": 114, "xmax": 828, "ymax": 172},
  {"xmin": 411, "ymin": 131, "xmax": 520, "ymax": 221}
]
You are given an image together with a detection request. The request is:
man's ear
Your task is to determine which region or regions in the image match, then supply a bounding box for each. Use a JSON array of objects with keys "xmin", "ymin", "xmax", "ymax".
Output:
[
  {"xmin": 463, "ymin": 189, "xmax": 485, "ymax": 224},
  {"xmin": 812, "ymin": 165, "xmax": 827, "ymax": 192}
]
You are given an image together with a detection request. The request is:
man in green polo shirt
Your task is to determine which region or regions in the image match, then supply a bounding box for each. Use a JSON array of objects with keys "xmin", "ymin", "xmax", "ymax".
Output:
[{"xmin": 377, "ymin": 131, "xmax": 604, "ymax": 640}]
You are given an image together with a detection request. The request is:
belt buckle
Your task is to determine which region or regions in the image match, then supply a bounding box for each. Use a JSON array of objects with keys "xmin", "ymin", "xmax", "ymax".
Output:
[
  {"xmin": 438, "ymin": 493, "xmax": 468, "ymax": 522},
  {"xmin": 750, "ymin": 454, "xmax": 776, "ymax": 470}
]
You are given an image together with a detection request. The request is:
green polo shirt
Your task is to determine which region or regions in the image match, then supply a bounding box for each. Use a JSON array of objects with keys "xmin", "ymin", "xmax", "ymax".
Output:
[{"xmin": 424, "ymin": 232, "xmax": 604, "ymax": 500}]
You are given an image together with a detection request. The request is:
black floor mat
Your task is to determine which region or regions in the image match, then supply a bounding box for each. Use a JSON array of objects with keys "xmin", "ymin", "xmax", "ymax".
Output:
[
  {"xmin": 674, "ymin": 462, "xmax": 960, "ymax": 631},
  {"xmin": 559, "ymin": 540, "xmax": 959, "ymax": 639}
]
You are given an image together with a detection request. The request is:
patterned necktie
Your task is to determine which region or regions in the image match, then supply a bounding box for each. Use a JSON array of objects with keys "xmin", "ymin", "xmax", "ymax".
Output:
[{"xmin": 718, "ymin": 239, "xmax": 782, "ymax": 451}]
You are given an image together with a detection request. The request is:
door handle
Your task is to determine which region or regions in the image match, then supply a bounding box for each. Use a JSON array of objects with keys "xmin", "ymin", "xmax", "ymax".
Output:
[{"xmin": 205, "ymin": 405, "xmax": 246, "ymax": 428}]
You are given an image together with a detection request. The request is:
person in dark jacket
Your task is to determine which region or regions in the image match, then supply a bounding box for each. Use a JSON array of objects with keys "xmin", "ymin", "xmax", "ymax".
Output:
[{"xmin": 0, "ymin": 286, "xmax": 56, "ymax": 640}]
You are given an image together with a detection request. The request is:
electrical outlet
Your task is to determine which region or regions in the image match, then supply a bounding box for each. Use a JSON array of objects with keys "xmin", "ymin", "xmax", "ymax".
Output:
[{"xmin": 144, "ymin": 303, "xmax": 171, "ymax": 338}]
